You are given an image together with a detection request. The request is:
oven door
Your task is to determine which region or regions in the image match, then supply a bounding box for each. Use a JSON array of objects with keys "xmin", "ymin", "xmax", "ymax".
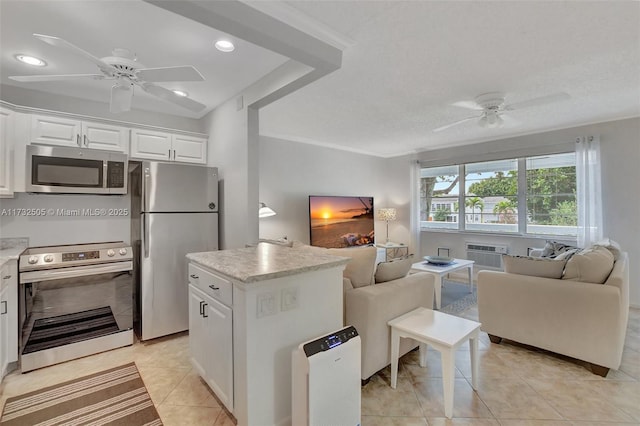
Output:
[{"xmin": 19, "ymin": 262, "xmax": 133, "ymax": 364}]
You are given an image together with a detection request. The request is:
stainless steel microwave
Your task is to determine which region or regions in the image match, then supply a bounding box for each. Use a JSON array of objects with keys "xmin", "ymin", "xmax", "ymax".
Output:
[{"xmin": 26, "ymin": 145, "xmax": 128, "ymax": 194}]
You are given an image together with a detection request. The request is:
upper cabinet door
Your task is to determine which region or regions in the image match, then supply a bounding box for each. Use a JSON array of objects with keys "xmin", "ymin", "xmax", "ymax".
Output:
[
  {"xmin": 172, "ymin": 134, "xmax": 207, "ymax": 164},
  {"xmin": 0, "ymin": 107, "xmax": 14, "ymax": 197},
  {"xmin": 30, "ymin": 115, "xmax": 82, "ymax": 147},
  {"xmin": 130, "ymin": 129, "xmax": 171, "ymax": 161},
  {"xmin": 81, "ymin": 122, "xmax": 128, "ymax": 152}
]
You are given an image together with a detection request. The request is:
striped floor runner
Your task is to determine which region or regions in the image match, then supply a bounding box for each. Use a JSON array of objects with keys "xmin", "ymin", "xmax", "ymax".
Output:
[{"xmin": 1, "ymin": 363, "xmax": 162, "ymax": 426}]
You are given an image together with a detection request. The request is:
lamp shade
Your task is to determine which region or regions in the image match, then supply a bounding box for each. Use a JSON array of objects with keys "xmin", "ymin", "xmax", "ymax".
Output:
[
  {"xmin": 258, "ymin": 202, "xmax": 276, "ymax": 218},
  {"xmin": 378, "ymin": 208, "xmax": 397, "ymax": 221}
]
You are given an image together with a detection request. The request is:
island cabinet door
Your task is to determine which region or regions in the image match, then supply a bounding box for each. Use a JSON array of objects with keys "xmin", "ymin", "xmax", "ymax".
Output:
[
  {"xmin": 203, "ymin": 297, "xmax": 233, "ymax": 412},
  {"xmin": 188, "ymin": 286, "xmax": 208, "ymax": 377}
]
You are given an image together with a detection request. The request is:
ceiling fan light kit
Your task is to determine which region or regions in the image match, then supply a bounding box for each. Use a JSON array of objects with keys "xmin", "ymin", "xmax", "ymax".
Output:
[
  {"xmin": 9, "ymin": 33, "xmax": 207, "ymax": 114},
  {"xmin": 434, "ymin": 91, "xmax": 570, "ymax": 132}
]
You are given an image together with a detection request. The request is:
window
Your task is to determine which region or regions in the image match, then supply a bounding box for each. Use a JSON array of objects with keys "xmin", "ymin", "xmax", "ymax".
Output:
[
  {"xmin": 419, "ymin": 153, "xmax": 577, "ymax": 236},
  {"xmin": 526, "ymin": 153, "xmax": 577, "ymax": 236},
  {"xmin": 419, "ymin": 165, "xmax": 458, "ymax": 230},
  {"xmin": 465, "ymin": 159, "xmax": 518, "ymax": 233}
]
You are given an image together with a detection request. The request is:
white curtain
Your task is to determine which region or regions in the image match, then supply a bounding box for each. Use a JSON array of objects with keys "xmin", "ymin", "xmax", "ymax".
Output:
[
  {"xmin": 409, "ymin": 159, "xmax": 421, "ymax": 256},
  {"xmin": 576, "ymin": 136, "xmax": 602, "ymax": 247}
]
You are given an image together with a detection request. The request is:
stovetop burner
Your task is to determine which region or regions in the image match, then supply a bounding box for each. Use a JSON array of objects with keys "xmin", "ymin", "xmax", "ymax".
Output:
[{"xmin": 19, "ymin": 241, "xmax": 132, "ymax": 272}]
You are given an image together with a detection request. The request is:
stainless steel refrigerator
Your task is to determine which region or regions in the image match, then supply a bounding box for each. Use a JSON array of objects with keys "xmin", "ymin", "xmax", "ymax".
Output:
[{"xmin": 130, "ymin": 161, "xmax": 218, "ymax": 341}]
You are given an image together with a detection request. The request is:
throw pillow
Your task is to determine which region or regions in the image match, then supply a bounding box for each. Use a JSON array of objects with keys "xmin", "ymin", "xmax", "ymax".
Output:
[
  {"xmin": 592, "ymin": 238, "xmax": 622, "ymax": 261},
  {"xmin": 562, "ymin": 246, "xmax": 615, "ymax": 284},
  {"xmin": 502, "ymin": 254, "xmax": 567, "ymax": 279},
  {"xmin": 326, "ymin": 246, "xmax": 377, "ymax": 288},
  {"xmin": 374, "ymin": 255, "xmax": 414, "ymax": 283},
  {"xmin": 540, "ymin": 241, "xmax": 580, "ymax": 259}
]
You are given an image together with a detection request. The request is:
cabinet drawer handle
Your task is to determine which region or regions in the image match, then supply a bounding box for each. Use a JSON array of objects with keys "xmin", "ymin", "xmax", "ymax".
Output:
[
  {"xmin": 209, "ymin": 285, "xmax": 219, "ymax": 291},
  {"xmin": 190, "ymin": 274, "xmax": 199, "ymax": 279},
  {"xmin": 2, "ymin": 275, "xmax": 11, "ymax": 279},
  {"xmin": 202, "ymin": 303, "xmax": 208, "ymax": 318},
  {"xmin": 199, "ymin": 300, "xmax": 204, "ymax": 316},
  {"xmin": 1, "ymin": 301, "xmax": 6, "ymax": 315}
]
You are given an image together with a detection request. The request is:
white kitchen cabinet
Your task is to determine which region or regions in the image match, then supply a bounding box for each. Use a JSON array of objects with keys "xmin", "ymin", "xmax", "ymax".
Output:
[
  {"xmin": 1, "ymin": 260, "xmax": 18, "ymax": 381},
  {"xmin": 188, "ymin": 264, "xmax": 233, "ymax": 412},
  {"xmin": 131, "ymin": 129, "xmax": 206, "ymax": 164},
  {"xmin": 0, "ymin": 107, "xmax": 14, "ymax": 197},
  {"xmin": 30, "ymin": 114, "xmax": 129, "ymax": 152}
]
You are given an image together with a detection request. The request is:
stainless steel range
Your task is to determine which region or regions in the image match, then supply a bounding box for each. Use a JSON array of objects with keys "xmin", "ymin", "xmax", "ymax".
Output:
[{"xmin": 18, "ymin": 241, "xmax": 133, "ymax": 372}]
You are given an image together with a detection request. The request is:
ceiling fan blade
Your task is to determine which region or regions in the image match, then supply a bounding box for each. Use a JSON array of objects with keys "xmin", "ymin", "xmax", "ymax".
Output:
[
  {"xmin": 433, "ymin": 116, "xmax": 480, "ymax": 132},
  {"xmin": 9, "ymin": 74, "xmax": 108, "ymax": 82},
  {"xmin": 110, "ymin": 83, "xmax": 133, "ymax": 113},
  {"xmin": 136, "ymin": 66, "xmax": 205, "ymax": 83},
  {"xmin": 504, "ymin": 92, "xmax": 570, "ymax": 111},
  {"xmin": 33, "ymin": 33, "xmax": 116, "ymax": 75},
  {"xmin": 141, "ymin": 83, "xmax": 206, "ymax": 112},
  {"xmin": 451, "ymin": 100, "xmax": 484, "ymax": 111}
]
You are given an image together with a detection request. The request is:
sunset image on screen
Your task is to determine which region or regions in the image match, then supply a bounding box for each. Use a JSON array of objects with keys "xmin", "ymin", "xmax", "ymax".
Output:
[{"xmin": 309, "ymin": 196, "xmax": 374, "ymax": 248}]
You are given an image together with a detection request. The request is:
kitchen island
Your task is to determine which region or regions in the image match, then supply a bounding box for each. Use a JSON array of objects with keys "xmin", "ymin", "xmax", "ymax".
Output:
[{"xmin": 187, "ymin": 242, "xmax": 349, "ymax": 426}]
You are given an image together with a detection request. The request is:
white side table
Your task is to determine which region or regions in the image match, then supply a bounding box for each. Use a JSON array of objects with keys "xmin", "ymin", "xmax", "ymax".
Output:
[
  {"xmin": 410, "ymin": 258, "xmax": 474, "ymax": 309},
  {"xmin": 375, "ymin": 243, "xmax": 409, "ymax": 262},
  {"xmin": 388, "ymin": 307, "xmax": 481, "ymax": 419}
]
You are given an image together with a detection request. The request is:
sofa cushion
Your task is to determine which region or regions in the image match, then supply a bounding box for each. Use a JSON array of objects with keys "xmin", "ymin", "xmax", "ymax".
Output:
[
  {"xmin": 502, "ymin": 255, "xmax": 567, "ymax": 279},
  {"xmin": 327, "ymin": 246, "xmax": 377, "ymax": 288},
  {"xmin": 562, "ymin": 246, "xmax": 615, "ymax": 284},
  {"xmin": 374, "ymin": 255, "xmax": 413, "ymax": 283}
]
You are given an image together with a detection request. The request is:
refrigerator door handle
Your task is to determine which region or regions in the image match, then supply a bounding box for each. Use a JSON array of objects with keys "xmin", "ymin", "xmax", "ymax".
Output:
[
  {"xmin": 143, "ymin": 213, "xmax": 149, "ymax": 258},
  {"xmin": 143, "ymin": 167, "xmax": 150, "ymax": 213}
]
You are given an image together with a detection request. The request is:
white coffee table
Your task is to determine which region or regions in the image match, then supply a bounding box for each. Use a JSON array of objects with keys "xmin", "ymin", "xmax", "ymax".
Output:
[
  {"xmin": 388, "ymin": 307, "xmax": 481, "ymax": 419},
  {"xmin": 411, "ymin": 258, "xmax": 474, "ymax": 309}
]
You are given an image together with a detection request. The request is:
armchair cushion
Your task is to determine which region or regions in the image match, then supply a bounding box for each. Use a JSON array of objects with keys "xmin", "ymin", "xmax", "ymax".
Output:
[
  {"xmin": 327, "ymin": 246, "xmax": 377, "ymax": 288},
  {"xmin": 503, "ymin": 254, "xmax": 567, "ymax": 279}
]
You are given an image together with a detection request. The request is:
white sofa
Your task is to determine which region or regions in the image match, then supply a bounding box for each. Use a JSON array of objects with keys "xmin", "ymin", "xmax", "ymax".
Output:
[
  {"xmin": 328, "ymin": 246, "xmax": 435, "ymax": 381},
  {"xmin": 477, "ymin": 251, "xmax": 629, "ymax": 376}
]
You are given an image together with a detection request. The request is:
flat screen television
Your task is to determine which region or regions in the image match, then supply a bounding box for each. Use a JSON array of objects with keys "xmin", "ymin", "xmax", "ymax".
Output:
[{"xmin": 309, "ymin": 195, "xmax": 374, "ymax": 248}]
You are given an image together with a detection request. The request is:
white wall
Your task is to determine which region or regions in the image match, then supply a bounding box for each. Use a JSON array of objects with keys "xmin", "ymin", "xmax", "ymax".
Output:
[
  {"xmin": 258, "ymin": 136, "xmax": 417, "ymax": 251},
  {"xmin": 409, "ymin": 117, "xmax": 640, "ymax": 306},
  {"xmin": 0, "ymin": 193, "xmax": 130, "ymax": 246}
]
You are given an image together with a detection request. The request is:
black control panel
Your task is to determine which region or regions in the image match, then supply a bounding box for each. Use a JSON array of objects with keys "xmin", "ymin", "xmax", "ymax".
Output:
[
  {"xmin": 303, "ymin": 326, "xmax": 359, "ymax": 357},
  {"xmin": 107, "ymin": 161, "xmax": 125, "ymax": 188},
  {"xmin": 62, "ymin": 250, "xmax": 100, "ymax": 262}
]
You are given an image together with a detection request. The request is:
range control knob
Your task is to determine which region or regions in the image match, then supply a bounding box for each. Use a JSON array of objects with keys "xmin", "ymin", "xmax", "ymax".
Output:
[
  {"xmin": 107, "ymin": 249, "xmax": 116, "ymax": 257},
  {"xmin": 118, "ymin": 248, "xmax": 128, "ymax": 256},
  {"xmin": 28, "ymin": 255, "xmax": 39, "ymax": 264},
  {"xmin": 44, "ymin": 255, "xmax": 54, "ymax": 263}
]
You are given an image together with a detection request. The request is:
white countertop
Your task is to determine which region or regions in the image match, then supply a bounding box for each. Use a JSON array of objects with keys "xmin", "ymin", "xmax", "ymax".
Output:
[
  {"xmin": 187, "ymin": 242, "xmax": 350, "ymax": 283},
  {"xmin": 0, "ymin": 238, "xmax": 28, "ymax": 268}
]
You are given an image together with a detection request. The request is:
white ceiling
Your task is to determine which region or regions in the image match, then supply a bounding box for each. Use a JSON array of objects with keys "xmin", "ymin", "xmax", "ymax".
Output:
[
  {"xmin": 0, "ymin": 0, "xmax": 289, "ymax": 119},
  {"xmin": 1, "ymin": 1, "xmax": 639, "ymax": 157},
  {"xmin": 260, "ymin": 1, "xmax": 640, "ymax": 157}
]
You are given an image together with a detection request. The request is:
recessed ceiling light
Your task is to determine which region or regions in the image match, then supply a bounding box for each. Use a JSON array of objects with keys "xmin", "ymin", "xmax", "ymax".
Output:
[
  {"xmin": 15, "ymin": 54, "xmax": 47, "ymax": 67},
  {"xmin": 214, "ymin": 40, "xmax": 235, "ymax": 53},
  {"xmin": 172, "ymin": 90, "xmax": 188, "ymax": 97}
]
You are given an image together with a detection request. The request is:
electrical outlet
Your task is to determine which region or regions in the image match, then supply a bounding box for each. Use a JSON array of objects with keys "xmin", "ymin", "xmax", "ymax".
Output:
[
  {"xmin": 281, "ymin": 287, "xmax": 299, "ymax": 311},
  {"xmin": 257, "ymin": 292, "xmax": 277, "ymax": 318}
]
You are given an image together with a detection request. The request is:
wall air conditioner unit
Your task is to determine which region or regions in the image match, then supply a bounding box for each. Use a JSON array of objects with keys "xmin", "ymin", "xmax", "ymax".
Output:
[{"xmin": 465, "ymin": 242, "xmax": 508, "ymax": 269}]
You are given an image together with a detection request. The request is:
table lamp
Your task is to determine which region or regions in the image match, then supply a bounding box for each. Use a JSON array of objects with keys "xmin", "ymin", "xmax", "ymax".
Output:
[{"xmin": 378, "ymin": 208, "xmax": 397, "ymax": 245}]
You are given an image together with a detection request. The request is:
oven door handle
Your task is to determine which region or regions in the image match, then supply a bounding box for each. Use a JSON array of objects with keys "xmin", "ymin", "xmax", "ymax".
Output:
[{"xmin": 20, "ymin": 261, "xmax": 133, "ymax": 283}]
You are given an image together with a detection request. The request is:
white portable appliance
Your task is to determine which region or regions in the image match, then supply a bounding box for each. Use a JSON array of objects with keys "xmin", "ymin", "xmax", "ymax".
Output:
[{"xmin": 292, "ymin": 325, "xmax": 361, "ymax": 426}]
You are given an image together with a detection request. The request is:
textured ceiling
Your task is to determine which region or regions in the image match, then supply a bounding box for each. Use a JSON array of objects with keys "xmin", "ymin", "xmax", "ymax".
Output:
[
  {"xmin": 259, "ymin": 1, "xmax": 640, "ymax": 157},
  {"xmin": 0, "ymin": 0, "xmax": 289, "ymax": 118}
]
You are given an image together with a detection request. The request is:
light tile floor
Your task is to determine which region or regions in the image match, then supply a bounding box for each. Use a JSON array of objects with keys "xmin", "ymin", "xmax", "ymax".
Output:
[{"xmin": 1, "ymin": 306, "xmax": 639, "ymax": 425}]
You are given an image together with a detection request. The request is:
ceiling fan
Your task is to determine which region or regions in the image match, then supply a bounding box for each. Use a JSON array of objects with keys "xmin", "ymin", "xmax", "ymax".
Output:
[
  {"xmin": 9, "ymin": 34, "xmax": 207, "ymax": 114},
  {"xmin": 433, "ymin": 91, "xmax": 570, "ymax": 132}
]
